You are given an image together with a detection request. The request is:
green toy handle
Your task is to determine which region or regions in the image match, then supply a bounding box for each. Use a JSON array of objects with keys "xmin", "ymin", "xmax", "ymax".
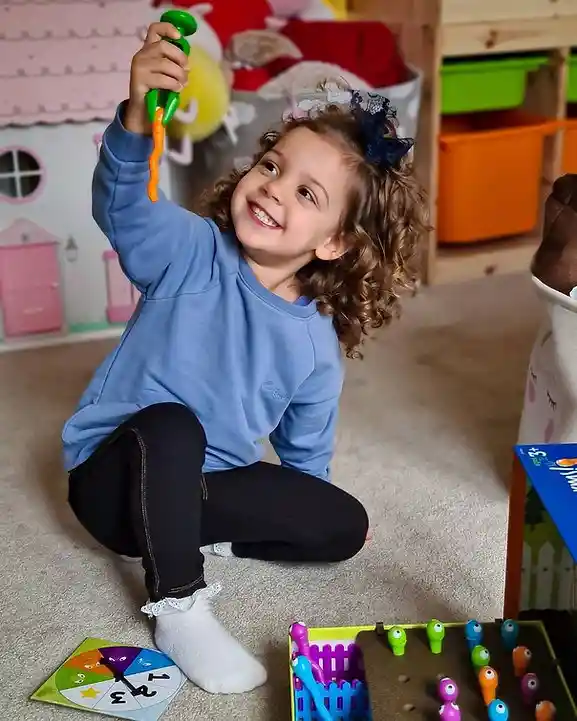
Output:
[{"xmin": 145, "ymin": 10, "xmax": 198, "ymax": 126}]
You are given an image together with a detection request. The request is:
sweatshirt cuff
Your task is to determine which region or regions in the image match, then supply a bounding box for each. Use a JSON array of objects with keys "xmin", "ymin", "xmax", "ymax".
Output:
[{"xmin": 103, "ymin": 101, "xmax": 153, "ymax": 163}]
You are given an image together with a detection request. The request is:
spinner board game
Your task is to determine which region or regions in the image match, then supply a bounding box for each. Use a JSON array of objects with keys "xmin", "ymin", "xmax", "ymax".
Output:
[{"xmin": 31, "ymin": 637, "xmax": 185, "ymax": 720}]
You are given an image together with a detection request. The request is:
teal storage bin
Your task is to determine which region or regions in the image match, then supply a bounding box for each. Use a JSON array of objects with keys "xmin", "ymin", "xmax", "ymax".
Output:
[
  {"xmin": 568, "ymin": 52, "xmax": 577, "ymax": 102},
  {"xmin": 441, "ymin": 55, "xmax": 548, "ymax": 114}
]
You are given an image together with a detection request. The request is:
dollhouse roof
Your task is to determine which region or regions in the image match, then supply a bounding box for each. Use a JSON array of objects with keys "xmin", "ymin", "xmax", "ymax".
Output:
[
  {"xmin": 0, "ymin": 218, "xmax": 59, "ymax": 245},
  {"xmin": 0, "ymin": 0, "xmax": 157, "ymax": 127}
]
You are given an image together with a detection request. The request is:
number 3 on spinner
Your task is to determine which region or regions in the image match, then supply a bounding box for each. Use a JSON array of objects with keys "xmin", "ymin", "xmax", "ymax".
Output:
[{"xmin": 54, "ymin": 645, "xmax": 184, "ymax": 718}]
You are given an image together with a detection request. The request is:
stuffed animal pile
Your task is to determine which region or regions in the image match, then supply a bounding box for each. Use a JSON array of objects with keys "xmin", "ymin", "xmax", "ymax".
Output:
[
  {"xmin": 155, "ymin": 0, "xmax": 408, "ymax": 93},
  {"xmin": 157, "ymin": 0, "xmax": 411, "ymax": 165}
]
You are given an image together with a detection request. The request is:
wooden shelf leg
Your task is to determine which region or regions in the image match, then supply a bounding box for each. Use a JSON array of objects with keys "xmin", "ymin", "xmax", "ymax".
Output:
[
  {"xmin": 347, "ymin": 0, "xmax": 442, "ymax": 284},
  {"xmin": 523, "ymin": 47, "xmax": 571, "ymax": 186},
  {"xmin": 394, "ymin": 1, "xmax": 442, "ymax": 285}
]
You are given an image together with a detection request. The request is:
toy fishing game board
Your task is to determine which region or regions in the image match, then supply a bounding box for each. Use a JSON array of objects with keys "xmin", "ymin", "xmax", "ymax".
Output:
[
  {"xmin": 31, "ymin": 638, "xmax": 185, "ymax": 720},
  {"xmin": 289, "ymin": 619, "xmax": 577, "ymax": 720}
]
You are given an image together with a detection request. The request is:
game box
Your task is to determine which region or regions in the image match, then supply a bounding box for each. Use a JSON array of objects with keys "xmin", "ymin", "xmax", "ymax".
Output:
[{"xmin": 288, "ymin": 619, "xmax": 576, "ymax": 719}]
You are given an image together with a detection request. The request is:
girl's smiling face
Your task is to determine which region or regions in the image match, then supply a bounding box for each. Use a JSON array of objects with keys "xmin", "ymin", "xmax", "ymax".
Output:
[{"xmin": 231, "ymin": 126, "xmax": 354, "ymax": 267}]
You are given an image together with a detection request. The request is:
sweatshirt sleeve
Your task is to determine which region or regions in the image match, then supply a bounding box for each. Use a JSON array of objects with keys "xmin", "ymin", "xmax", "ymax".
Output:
[
  {"xmin": 93, "ymin": 102, "xmax": 220, "ymax": 296},
  {"xmin": 270, "ymin": 358, "xmax": 343, "ymax": 482}
]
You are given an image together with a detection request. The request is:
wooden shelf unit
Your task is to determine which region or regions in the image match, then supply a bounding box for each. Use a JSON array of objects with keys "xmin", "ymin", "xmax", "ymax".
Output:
[{"xmin": 348, "ymin": 0, "xmax": 577, "ymax": 284}]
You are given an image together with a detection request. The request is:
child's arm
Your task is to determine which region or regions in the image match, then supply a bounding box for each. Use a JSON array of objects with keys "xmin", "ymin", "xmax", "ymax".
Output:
[
  {"xmin": 270, "ymin": 366, "xmax": 343, "ymax": 482},
  {"xmin": 93, "ymin": 103, "xmax": 218, "ymax": 295}
]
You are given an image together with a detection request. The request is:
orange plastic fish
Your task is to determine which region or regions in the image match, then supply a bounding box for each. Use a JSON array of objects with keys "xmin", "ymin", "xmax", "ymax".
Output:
[
  {"xmin": 148, "ymin": 107, "xmax": 165, "ymax": 202},
  {"xmin": 535, "ymin": 700, "xmax": 556, "ymax": 720},
  {"xmin": 478, "ymin": 666, "xmax": 498, "ymax": 705},
  {"xmin": 512, "ymin": 645, "xmax": 532, "ymax": 677}
]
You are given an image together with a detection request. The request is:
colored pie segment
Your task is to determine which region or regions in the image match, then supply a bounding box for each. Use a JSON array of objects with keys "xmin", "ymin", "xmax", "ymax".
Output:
[
  {"xmin": 99, "ymin": 646, "xmax": 143, "ymax": 676},
  {"xmin": 57, "ymin": 651, "xmax": 115, "ymax": 690},
  {"xmin": 65, "ymin": 649, "xmax": 112, "ymax": 676},
  {"xmin": 93, "ymin": 680, "xmax": 143, "ymax": 712},
  {"xmin": 59, "ymin": 679, "xmax": 116, "ymax": 709},
  {"xmin": 124, "ymin": 648, "xmax": 176, "ymax": 676}
]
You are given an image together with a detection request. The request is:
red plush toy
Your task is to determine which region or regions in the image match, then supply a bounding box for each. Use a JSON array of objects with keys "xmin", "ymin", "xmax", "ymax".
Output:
[
  {"xmin": 268, "ymin": 20, "xmax": 408, "ymax": 88},
  {"xmin": 206, "ymin": 0, "xmax": 273, "ymax": 46},
  {"xmin": 232, "ymin": 67, "xmax": 272, "ymax": 91}
]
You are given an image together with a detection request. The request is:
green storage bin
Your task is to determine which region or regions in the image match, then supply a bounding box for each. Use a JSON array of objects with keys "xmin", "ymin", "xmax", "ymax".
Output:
[
  {"xmin": 441, "ymin": 55, "xmax": 548, "ymax": 115},
  {"xmin": 568, "ymin": 53, "xmax": 577, "ymax": 102}
]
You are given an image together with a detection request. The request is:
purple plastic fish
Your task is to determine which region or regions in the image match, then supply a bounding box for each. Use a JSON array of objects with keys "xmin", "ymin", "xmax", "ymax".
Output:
[
  {"xmin": 439, "ymin": 702, "xmax": 461, "ymax": 720},
  {"xmin": 438, "ymin": 677, "xmax": 459, "ymax": 703}
]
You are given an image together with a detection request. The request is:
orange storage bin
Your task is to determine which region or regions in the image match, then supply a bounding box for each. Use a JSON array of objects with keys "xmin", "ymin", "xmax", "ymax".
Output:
[
  {"xmin": 562, "ymin": 104, "xmax": 577, "ymax": 174},
  {"xmin": 438, "ymin": 110, "xmax": 558, "ymax": 244}
]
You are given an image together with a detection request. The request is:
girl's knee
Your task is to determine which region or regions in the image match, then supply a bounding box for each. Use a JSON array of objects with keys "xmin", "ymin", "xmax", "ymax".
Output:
[
  {"xmin": 132, "ymin": 402, "xmax": 206, "ymax": 447},
  {"xmin": 346, "ymin": 497, "xmax": 370, "ymax": 557},
  {"xmin": 330, "ymin": 494, "xmax": 369, "ymax": 561}
]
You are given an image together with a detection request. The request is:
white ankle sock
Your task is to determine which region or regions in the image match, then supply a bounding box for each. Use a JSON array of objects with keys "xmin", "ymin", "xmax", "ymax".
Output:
[
  {"xmin": 200, "ymin": 542, "xmax": 235, "ymax": 558},
  {"xmin": 141, "ymin": 584, "xmax": 266, "ymax": 694}
]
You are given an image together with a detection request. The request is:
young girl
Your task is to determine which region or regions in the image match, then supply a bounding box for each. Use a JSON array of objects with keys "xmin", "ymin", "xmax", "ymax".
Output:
[{"xmin": 62, "ymin": 21, "xmax": 427, "ymax": 696}]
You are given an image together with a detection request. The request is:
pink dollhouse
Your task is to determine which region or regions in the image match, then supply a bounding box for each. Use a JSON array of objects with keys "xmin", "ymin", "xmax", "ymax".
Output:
[
  {"xmin": 0, "ymin": 220, "xmax": 64, "ymax": 338},
  {"xmin": 0, "ymin": 0, "xmax": 168, "ymax": 347}
]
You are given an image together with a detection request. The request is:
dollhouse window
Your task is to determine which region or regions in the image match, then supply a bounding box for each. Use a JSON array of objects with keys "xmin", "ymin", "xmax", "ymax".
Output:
[{"xmin": 0, "ymin": 148, "xmax": 43, "ymax": 200}]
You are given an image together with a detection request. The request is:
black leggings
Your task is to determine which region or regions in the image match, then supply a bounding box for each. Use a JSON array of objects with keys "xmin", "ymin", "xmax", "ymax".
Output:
[{"xmin": 68, "ymin": 403, "xmax": 369, "ymax": 601}]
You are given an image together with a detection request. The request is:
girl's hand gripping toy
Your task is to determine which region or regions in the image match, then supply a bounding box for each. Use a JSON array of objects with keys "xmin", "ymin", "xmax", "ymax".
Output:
[{"xmin": 145, "ymin": 9, "xmax": 197, "ymax": 202}]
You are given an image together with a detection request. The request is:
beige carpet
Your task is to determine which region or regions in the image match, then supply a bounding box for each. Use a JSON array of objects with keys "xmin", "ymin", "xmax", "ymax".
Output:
[{"xmin": 0, "ymin": 271, "xmax": 542, "ymax": 720}]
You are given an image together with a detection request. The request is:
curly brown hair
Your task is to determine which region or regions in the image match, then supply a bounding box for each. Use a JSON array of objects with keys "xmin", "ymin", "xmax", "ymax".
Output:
[{"xmin": 200, "ymin": 103, "xmax": 429, "ymax": 358}]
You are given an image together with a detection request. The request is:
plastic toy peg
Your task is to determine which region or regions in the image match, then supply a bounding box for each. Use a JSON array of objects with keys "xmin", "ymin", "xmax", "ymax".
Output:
[
  {"xmin": 512, "ymin": 646, "xmax": 532, "ymax": 677},
  {"xmin": 387, "ymin": 626, "xmax": 407, "ymax": 656},
  {"xmin": 500, "ymin": 619, "xmax": 519, "ymax": 651},
  {"xmin": 289, "ymin": 622, "xmax": 324, "ymax": 683},
  {"xmin": 488, "ymin": 699, "xmax": 509, "ymax": 720},
  {"xmin": 535, "ymin": 700, "xmax": 556, "ymax": 720},
  {"xmin": 478, "ymin": 666, "xmax": 499, "ymax": 706},
  {"xmin": 521, "ymin": 672, "xmax": 539, "ymax": 706},
  {"xmin": 427, "ymin": 620, "xmax": 445, "ymax": 654},
  {"xmin": 291, "ymin": 656, "xmax": 333, "ymax": 721},
  {"xmin": 465, "ymin": 620, "xmax": 483, "ymax": 651},
  {"xmin": 471, "ymin": 645, "xmax": 490, "ymax": 672},
  {"xmin": 145, "ymin": 10, "xmax": 198, "ymax": 127},
  {"xmin": 438, "ymin": 677, "xmax": 459, "ymax": 703},
  {"xmin": 439, "ymin": 701, "xmax": 461, "ymax": 720}
]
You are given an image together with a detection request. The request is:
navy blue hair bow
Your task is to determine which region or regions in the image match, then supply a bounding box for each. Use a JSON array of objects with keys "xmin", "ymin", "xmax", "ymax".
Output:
[{"xmin": 349, "ymin": 90, "xmax": 414, "ymax": 170}]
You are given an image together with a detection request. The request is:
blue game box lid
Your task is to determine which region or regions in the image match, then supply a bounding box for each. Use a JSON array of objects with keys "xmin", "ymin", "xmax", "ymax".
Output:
[{"xmin": 515, "ymin": 443, "xmax": 577, "ymax": 562}]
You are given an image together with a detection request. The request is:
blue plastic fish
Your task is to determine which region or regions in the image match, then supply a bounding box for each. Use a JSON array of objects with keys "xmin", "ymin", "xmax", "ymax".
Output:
[
  {"xmin": 488, "ymin": 699, "xmax": 509, "ymax": 720},
  {"xmin": 464, "ymin": 619, "xmax": 483, "ymax": 651},
  {"xmin": 500, "ymin": 619, "xmax": 519, "ymax": 651}
]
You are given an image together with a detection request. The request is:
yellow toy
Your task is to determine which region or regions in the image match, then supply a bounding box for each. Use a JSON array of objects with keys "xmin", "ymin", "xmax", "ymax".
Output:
[
  {"xmin": 166, "ymin": 45, "xmax": 230, "ymax": 144},
  {"xmin": 321, "ymin": 0, "xmax": 347, "ymax": 18}
]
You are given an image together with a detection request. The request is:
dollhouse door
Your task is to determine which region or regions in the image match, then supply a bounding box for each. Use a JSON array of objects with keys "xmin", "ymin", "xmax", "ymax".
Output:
[{"xmin": 0, "ymin": 242, "xmax": 64, "ymax": 337}]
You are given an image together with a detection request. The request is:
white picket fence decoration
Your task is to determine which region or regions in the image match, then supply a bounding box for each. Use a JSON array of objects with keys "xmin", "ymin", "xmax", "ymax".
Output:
[
  {"xmin": 521, "ymin": 544, "xmax": 532, "ymax": 609},
  {"xmin": 521, "ymin": 542, "xmax": 577, "ymax": 609}
]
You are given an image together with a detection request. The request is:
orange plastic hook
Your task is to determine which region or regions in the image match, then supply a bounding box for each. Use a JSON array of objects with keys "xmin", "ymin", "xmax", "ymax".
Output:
[{"xmin": 147, "ymin": 107, "xmax": 165, "ymax": 202}]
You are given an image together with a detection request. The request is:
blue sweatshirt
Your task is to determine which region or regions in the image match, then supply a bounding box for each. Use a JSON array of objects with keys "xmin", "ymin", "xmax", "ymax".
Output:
[{"xmin": 61, "ymin": 106, "xmax": 344, "ymax": 481}]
